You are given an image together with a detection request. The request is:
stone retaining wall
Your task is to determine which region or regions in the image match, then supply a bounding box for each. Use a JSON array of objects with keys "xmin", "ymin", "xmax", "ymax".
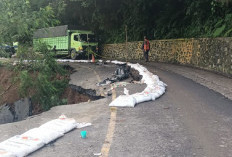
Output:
[{"xmin": 102, "ymin": 38, "xmax": 232, "ymax": 76}]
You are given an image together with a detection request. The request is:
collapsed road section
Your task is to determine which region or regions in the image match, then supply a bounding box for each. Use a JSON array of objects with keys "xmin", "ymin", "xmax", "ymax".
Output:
[
  {"xmin": 0, "ymin": 84, "xmax": 104, "ymax": 125},
  {"xmin": 58, "ymin": 59, "xmax": 167, "ymax": 107},
  {"xmin": 69, "ymin": 84, "xmax": 104, "ymax": 100}
]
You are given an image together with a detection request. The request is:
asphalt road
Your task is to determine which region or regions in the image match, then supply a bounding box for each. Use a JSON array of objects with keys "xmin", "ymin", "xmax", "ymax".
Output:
[
  {"xmin": 0, "ymin": 62, "xmax": 231, "ymax": 157},
  {"xmin": 110, "ymin": 63, "xmax": 232, "ymax": 157}
]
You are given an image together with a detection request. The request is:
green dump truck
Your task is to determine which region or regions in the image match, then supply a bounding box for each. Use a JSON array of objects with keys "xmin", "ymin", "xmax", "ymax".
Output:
[{"xmin": 33, "ymin": 25, "xmax": 98, "ymax": 59}]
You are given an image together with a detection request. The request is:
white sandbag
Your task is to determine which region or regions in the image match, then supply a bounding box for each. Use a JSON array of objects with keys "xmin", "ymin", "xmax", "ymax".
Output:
[
  {"xmin": 0, "ymin": 115, "xmax": 92, "ymax": 157},
  {"xmin": 158, "ymin": 81, "xmax": 167, "ymax": 87},
  {"xmin": 150, "ymin": 92, "xmax": 160, "ymax": 100},
  {"xmin": 144, "ymin": 85, "xmax": 165, "ymax": 100},
  {"xmin": 0, "ymin": 148, "xmax": 16, "ymax": 157},
  {"xmin": 151, "ymin": 75, "xmax": 159, "ymax": 81},
  {"xmin": 123, "ymin": 88, "xmax": 129, "ymax": 95},
  {"xmin": 109, "ymin": 95, "xmax": 136, "ymax": 107},
  {"xmin": 132, "ymin": 92, "xmax": 152, "ymax": 104},
  {"xmin": 76, "ymin": 123, "xmax": 92, "ymax": 129},
  {"xmin": 107, "ymin": 61, "xmax": 167, "ymax": 107},
  {"xmin": 21, "ymin": 128, "xmax": 64, "ymax": 144},
  {"xmin": 144, "ymin": 86, "xmax": 154, "ymax": 92},
  {"xmin": 56, "ymin": 59, "xmax": 91, "ymax": 63},
  {"xmin": 58, "ymin": 114, "xmax": 76, "ymax": 122},
  {"xmin": 151, "ymin": 88, "xmax": 165, "ymax": 100},
  {"xmin": 0, "ymin": 135, "xmax": 44, "ymax": 157},
  {"xmin": 77, "ymin": 60, "xmax": 91, "ymax": 63},
  {"xmin": 40, "ymin": 118, "xmax": 76, "ymax": 134},
  {"xmin": 155, "ymin": 86, "xmax": 165, "ymax": 96},
  {"xmin": 110, "ymin": 60, "xmax": 126, "ymax": 65}
]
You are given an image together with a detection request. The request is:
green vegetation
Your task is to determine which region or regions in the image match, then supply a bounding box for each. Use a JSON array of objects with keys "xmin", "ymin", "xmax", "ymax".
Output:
[
  {"xmin": 0, "ymin": 0, "xmax": 59, "ymax": 45},
  {"xmin": 0, "ymin": 50, "xmax": 11, "ymax": 58},
  {"xmin": 1, "ymin": 0, "xmax": 232, "ymax": 44},
  {"xmin": 66, "ymin": 0, "xmax": 232, "ymax": 42},
  {"xmin": 17, "ymin": 42, "xmax": 68, "ymax": 111},
  {"xmin": 0, "ymin": 0, "xmax": 68, "ymax": 111}
]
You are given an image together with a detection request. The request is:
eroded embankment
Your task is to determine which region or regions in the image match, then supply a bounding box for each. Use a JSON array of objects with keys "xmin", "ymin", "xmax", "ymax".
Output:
[{"xmin": 0, "ymin": 64, "xmax": 104, "ymax": 124}]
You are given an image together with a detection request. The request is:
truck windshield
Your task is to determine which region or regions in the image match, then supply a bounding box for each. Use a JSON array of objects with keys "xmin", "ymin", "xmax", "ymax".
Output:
[
  {"xmin": 80, "ymin": 34, "xmax": 87, "ymax": 42},
  {"xmin": 88, "ymin": 34, "xmax": 95, "ymax": 42},
  {"xmin": 79, "ymin": 34, "xmax": 96, "ymax": 42},
  {"xmin": 74, "ymin": 35, "xmax": 79, "ymax": 41}
]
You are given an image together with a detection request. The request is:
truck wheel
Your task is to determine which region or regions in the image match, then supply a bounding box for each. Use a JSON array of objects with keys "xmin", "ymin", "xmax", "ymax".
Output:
[{"xmin": 71, "ymin": 49, "xmax": 77, "ymax": 60}]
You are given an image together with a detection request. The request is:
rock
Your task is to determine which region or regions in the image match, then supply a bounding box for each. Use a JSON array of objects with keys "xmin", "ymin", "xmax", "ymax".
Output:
[
  {"xmin": 70, "ymin": 84, "xmax": 104, "ymax": 100},
  {"xmin": 0, "ymin": 98, "xmax": 32, "ymax": 124},
  {"xmin": 130, "ymin": 68, "xmax": 142, "ymax": 81},
  {"xmin": 0, "ymin": 104, "xmax": 14, "ymax": 124},
  {"xmin": 14, "ymin": 98, "xmax": 32, "ymax": 121}
]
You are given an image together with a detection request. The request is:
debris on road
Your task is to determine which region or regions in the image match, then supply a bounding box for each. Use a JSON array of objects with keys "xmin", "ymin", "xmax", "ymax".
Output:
[
  {"xmin": 97, "ymin": 78, "xmax": 114, "ymax": 86},
  {"xmin": 97, "ymin": 63, "xmax": 130, "ymax": 86},
  {"xmin": 0, "ymin": 98, "xmax": 32, "ymax": 124},
  {"xmin": 80, "ymin": 131, "xmax": 87, "ymax": 139},
  {"xmin": 76, "ymin": 122, "xmax": 92, "ymax": 129},
  {"xmin": 93, "ymin": 152, "xmax": 102, "ymax": 156},
  {"xmin": 104, "ymin": 82, "xmax": 130, "ymax": 96},
  {"xmin": 130, "ymin": 67, "xmax": 142, "ymax": 81},
  {"xmin": 69, "ymin": 84, "xmax": 104, "ymax": 100},
  {"xmin": 111, "ymin": 82, "xmax": 130, "ymax": 89},
  {"xmin": 124, "ymin": 88, "xmax": 129, "ymax": 95}
]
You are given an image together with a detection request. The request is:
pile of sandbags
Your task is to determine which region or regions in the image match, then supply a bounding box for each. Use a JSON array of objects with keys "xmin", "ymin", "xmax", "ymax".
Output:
[
  {"xmin": 109, "ymin": 63, "xmax": 166, "ymax": 107},
  {"xmin": 0, "ymin": 115, "xmax": 80, "ymax": 157}
]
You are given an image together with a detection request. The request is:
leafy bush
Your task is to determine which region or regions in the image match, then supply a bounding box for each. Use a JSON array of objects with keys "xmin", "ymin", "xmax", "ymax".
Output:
[
  {"xmin": 19, "ymin": 70, "xmax": 33, "ymax": 97},
  {"xmin": 0, "ymin": 50, "xmax": 11, "ymax": 58},
  {"xmin": 18, "ymin": 42, "xmax": 69, "ymax": 111},
  {"xmin": 85, "ymin": 46, "xmax": 97, "ymax": 57},
  {"xmin": 33, "ymin": 72, "xmax": 68, "ymax": 110}
]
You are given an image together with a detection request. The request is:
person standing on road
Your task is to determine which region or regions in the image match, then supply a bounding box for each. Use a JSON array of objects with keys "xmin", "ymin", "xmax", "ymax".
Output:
[{"xmin": 141, "ymin": 36, "xmax": 150, "ymax": 62}]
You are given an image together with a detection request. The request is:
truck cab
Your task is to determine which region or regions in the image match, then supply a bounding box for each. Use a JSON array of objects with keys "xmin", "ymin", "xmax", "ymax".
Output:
[
  {"xmin": 0, "ymin": 43, "xmax": 15, "ymax": 58},
  {"xmin": 70, "ymin": 32, "xmax": 98, "ymax": 59}
]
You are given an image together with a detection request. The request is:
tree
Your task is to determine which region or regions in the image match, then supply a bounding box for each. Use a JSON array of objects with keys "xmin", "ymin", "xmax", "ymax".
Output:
[
  {"xmin": 2, "ymin": 0, "xmax": 232, "ymax": 45},
  {"xmin": 0, "ymin": 0, "xmax": 60, "ymax": 44}
]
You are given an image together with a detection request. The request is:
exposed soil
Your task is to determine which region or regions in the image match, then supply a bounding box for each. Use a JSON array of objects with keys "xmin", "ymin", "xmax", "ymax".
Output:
[
  {"xmin": 0, "ymin": 67, "xmax": 21, "ymax": 105},
  {"xmin": 0, "ymin": 65, "xmax": 96, "ymax": 116},
  {"xmin": 62, "ymin": 86, "xmax": 91, "ymax": 104}
]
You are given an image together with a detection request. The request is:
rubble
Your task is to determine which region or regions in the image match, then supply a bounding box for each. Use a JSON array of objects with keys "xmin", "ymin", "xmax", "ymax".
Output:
[{"xmin": 0, "ymin": 98, "xmax": 32, "ymax": 124}]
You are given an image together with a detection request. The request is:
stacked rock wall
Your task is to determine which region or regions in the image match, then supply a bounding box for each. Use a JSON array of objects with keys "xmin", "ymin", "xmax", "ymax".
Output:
[{"xmin": 102, "ymin": 38, "xmax": 232, "ymax": 76}]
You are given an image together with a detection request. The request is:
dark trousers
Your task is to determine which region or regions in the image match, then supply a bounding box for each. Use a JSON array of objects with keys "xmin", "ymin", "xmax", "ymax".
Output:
[{"xmin": 144, "ymin": 50, "xmax": 149, "ymax": 62}]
